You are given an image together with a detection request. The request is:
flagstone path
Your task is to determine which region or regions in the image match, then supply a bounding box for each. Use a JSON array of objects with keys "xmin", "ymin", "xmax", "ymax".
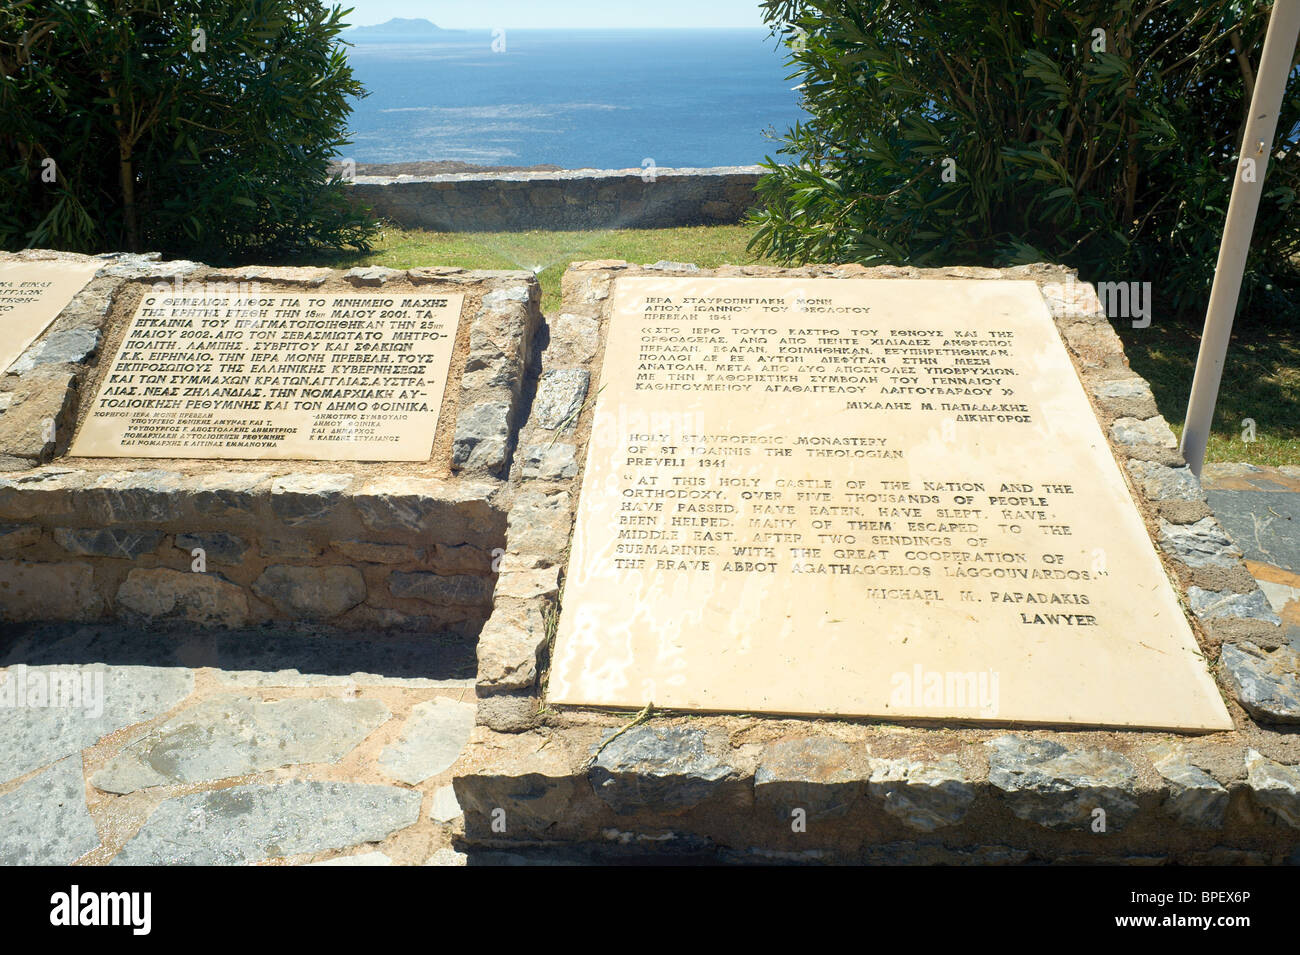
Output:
[{"xmin": 0, "ymin": 624, "xmax": 478, "ymax": 866}]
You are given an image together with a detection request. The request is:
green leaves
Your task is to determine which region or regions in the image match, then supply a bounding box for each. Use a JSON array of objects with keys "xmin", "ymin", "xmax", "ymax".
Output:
[
  {"xmin": 1021, "ymin": 49, "xmax": 1071, "ymax": 105},
  {"xmin": 0, "ymin": 0, "xmax": 376, "ymax": 259},
  {"xmin": 751, "ymin": 0, "xmax": 1299, "ymax": 321}
]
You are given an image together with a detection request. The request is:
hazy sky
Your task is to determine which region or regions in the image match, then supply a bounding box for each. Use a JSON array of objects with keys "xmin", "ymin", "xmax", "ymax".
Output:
[{"xmin": 341, "ymin": 0, "xmax": 769, "ymax": 29}]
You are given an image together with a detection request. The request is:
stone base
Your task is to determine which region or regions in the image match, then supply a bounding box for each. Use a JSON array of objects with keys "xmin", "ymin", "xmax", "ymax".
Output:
[
  {"xmin": 454, "ymin": 717, "xmax": 1300, "ymax": 864},
  {"xmin": 0, "ymin": 468, "xmax": 506, "ymax": 630},
  {"xmin": 454, "ymin": 260, "xmax": 1300, "ymax": 864},
  {"xmin": 0, "ymin": 252, "xmax": 543, "ymax": 630}
]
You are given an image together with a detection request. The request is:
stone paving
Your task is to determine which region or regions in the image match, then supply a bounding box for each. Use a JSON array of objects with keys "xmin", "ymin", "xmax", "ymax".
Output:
[
  {"xmin": 0, "ymin": 623, "xmax": 478, "ymax": 866},
  {"xmin": 1201, "ymin": 464, "xmax": 1300, "ymax": 651},
  {"xmin": 2, "ymin": 461, "xmax": 1296, "ymax": 866}
]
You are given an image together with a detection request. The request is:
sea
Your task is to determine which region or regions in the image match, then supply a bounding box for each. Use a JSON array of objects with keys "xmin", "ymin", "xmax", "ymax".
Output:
[{"xmin": 342, "ymin": 28, "xmax": 806, "ymax": 168}]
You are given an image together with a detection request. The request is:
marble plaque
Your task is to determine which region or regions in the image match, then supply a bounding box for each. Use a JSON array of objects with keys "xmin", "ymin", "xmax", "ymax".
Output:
[
  {"xmin": 548, "ymin": 277, "xmax": 1232, "ymax": 731},
  {"xmin": 0, "ymin": 260, "xmax": 100, "ymax": 374},
  {"xmin": 70, "ymin": 288, "xmax": 462, "ymax": 461}
]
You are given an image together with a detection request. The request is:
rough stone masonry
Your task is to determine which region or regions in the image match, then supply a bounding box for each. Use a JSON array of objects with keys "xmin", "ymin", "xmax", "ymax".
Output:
[
  {"xmin": 0, "ymin": 250, "xmax": 543, "ymax": 632},
  {"xmin": 454, "ymin": 260, "xmax": 1300, "ymax": 864},
  {"xmin": 3, "ymin": 250, "xmax": 1300, "ymax": 864}
]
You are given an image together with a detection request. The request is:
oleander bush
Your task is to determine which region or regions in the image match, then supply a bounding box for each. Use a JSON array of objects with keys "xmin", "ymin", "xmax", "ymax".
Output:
[
  {"xmin": 0, "ymin": 0, "xmax": 375, "ymax": 260},
  {"xmin": 750, "ymin": 0, "xmax": 1300, "ymax": 321}
]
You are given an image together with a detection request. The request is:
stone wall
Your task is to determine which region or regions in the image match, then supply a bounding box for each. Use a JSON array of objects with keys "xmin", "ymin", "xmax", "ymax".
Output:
[
  {"xmin": 0, "ymin": 252, "xmax": 543, "ymax": 632},
  {"xmin": 346, "ymin": 166, "xmax": 761, "ymax": 232},
  {"xmin": 0, "ymin": 469, "xmax": 506, "ymax": 633},
  {"xmin": 453, "ymin": 260, "xmax": 1300, "ymax": 863}
]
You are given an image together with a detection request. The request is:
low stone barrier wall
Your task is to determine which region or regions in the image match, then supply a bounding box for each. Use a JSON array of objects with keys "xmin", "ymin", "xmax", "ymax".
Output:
[
  {"xmin": 346, "ymin": 166, "xmax": 762, "ymax": 232},
  {"xmin": 457, "ymin": 722, "xmax": 1300, "ymax": 864},
  {"xmin": 0, "ymin": 468, "xmax": 506, "ymax": 633}
]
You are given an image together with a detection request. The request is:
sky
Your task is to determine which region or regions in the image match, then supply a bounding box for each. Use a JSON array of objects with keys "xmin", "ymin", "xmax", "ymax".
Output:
[{"xmin": 340, "ymin": 0, "xmax": 769, "ymax": 29}]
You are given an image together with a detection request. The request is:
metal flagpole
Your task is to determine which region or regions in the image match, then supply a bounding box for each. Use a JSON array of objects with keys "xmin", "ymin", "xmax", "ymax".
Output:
[{"xmin": 1180, "ymin": 0, "xmax": 1300, "ymax": 477}]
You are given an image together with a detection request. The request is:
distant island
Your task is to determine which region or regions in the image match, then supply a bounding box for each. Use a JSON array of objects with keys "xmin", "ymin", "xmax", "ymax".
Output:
[{"xmin": 344, "ymin": 18, "xmax": 450, "ymax": 39}]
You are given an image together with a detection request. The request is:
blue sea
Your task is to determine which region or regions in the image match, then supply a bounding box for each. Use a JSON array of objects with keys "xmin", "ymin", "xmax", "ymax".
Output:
[{"xmin": 342, "ymin": 29, "xmax": 806, "ymax": 168}]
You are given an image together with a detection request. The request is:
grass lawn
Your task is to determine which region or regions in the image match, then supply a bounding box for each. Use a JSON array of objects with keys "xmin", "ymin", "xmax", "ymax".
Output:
[
  {"xmin": 295, "ymin": 223, "xmax": 764, "ymax": 315},
  {"xmin": 1118, "ymin": 320, "xmax": 1300, "ymax": 468},
  {"xmin": 305, "ymin": 223, "xmax": 1300, "ymax": 467}
]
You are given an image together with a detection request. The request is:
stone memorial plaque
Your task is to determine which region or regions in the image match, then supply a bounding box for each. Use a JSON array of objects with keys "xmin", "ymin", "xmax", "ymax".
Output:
[
  {"xmin": 70, "ymin": 287, "xmax": 462, "ymax": 461},
  {"xmin": 0, "ymin": 260, "xmax": 100, "ymax": 374},
  {"xmin": 549, "ymin": 277, "xmax": 1232, "ymax": 731}
]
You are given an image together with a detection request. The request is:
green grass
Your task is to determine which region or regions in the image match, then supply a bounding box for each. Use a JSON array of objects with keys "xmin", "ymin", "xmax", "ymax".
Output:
[
  {"xmin": 294, "ymin": 223, "xmax": 764, "ymax": 315},
  {"xmin": 1118, "ymin": 320, "xmax": 1300, "ymax": 468},
  {"xmin": 299, "ymin": 223, "xmax": 1300, "ymax": 467}
]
